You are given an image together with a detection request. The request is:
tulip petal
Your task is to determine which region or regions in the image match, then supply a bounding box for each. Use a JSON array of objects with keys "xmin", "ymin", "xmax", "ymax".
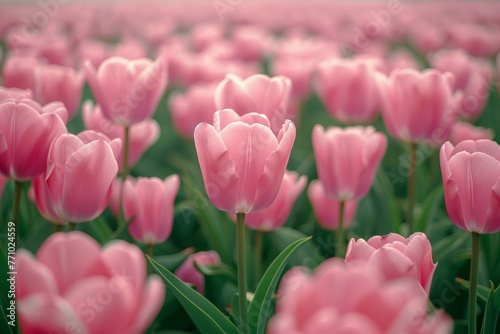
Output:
[
  {"xmin": 16, "ymin": 250, "xmax": 58, "ymax": 299},
  {"xmin": 130, "ymin": 276, "xmax": 166, "ymax": 334}
]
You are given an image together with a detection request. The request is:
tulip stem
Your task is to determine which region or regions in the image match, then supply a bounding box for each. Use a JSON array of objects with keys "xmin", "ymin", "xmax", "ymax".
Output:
[
  {"xmin": 69, "ymin": 223, "xmax": 76, "ymax": 231},
  {"xmin": 407, "ymin": 141, "xmax": 417, "ymax": 234},
  {"xmin": 53, "ymin": 224, "xmax": 63, "ymax": 233},
  {"xmin": 469, "ymin": 232, "xmax": 480, "ymax": 334},
  {"xmin": 336, "ymin": 201, "xmax": 345, "ymax": 258},
  {"xmin": 12, "ymin": 181, "xmax": 23, "ymax": 241},
  {"xmin": 118, "ymin": 126, "xmax": 130, "ymax": 227},
  {"xmin": 254, "ymin": 230, "xmax": 263, "ymax": 280},
  {"xmin": 236, "ymin": 213, "xmax": 249, "ymax": 334}
]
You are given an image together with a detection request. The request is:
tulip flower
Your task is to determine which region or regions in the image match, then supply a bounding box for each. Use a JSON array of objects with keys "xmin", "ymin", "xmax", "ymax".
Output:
[
  {"xmin": 194, "ymin": 109, "xmax": 296, "ymax": 214},
  {"xmin": 272, "ymin": 57, "xmax": 315, "ymax": 99},
  {"xmin": 16, "ymin": 231, "xmax": 165, "ymax": 334},
  {"xmin": 0, "ymin": 98, "xmax": 67, "ymax": 181},
  {"xmin": 0, "ymin": 86, "xmax": 32, "ymax": 101},
  {"xmin": 312, "ymin": 125, "xmax": 386, "ymax": 256},
  {"xmin": 307, "ymin": 180, "xmax": 358, "ymax": 231},
  {"xmin": 45, "ymin": 130, "xmax": 121, "ymax": 223},
  {"xmin": 449, "ymin": 122, "xmax": 494, "ymax": 146},
  {"xmin": 34, "ymin": 64, "xmax": 85, "ymax": 119},
  {"xmin": 268, "ymin": 259, "xmax": 452, "ymax": 334},
  {"xmin": 123, "ymin": 175, "xmax": 180, "ymax": 245},
  {"xmin": 82, "ymin": 100, "xmax": 159, "ymax": 171},
  {"xmin": 243, "ymin": 171, "xmax": 307, "ymax": 231},
  {"xmin": 345, "ymin": 233, "xmax": 437, "ymax": 294},
  {"xmin": 214, "ymin": 74, "xmax": 292, "ymax": 135},
  {"xmin": 29, "ymin": 175, "xmax": 67, "ymax": 225},
  {"xmin": 84, "ymin": 56, "xmax": 167, "ymax": 126},
  {"xmin": 2, "ymin": 55, "xmax": 40, "ymax": 91},
  {"xmin": 175, "ymin": 251, "xmax": 221, "ymax": 295},
  {"xmin": 316, "ymin": 58, "xmax": 380, "ymax": 124},
  {"xmin": 194, "ymin": 108, "xmax": 295, "ymax": 333},
  {"xmin": 440, "ymin": 139, "xmax": 500, "ymax": 332},
  {"xmin": 0, "ymin": 174, "xmax": 7, "ymax": 201},
  {"xmin": 169, "ymin": 82, "xmax": 218, "ymax": 138}
]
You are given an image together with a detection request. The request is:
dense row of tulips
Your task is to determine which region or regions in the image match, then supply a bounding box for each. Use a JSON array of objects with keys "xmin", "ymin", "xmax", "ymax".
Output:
[{"xmin": 1, "ymin": 0, "xmax": 500, "ymax": 333}]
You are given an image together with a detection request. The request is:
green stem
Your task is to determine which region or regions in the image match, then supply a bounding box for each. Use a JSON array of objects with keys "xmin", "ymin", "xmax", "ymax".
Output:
[
  {"xmin": 407, "ymin": 142, "xmax": 417, "ymax": 234},
  {"xmin": 469, "ymin": 232, "xmax": 480, "ymax": 334},
  {"xmin": 254, "ymin": 230, "xmax": 263, "ymax": 280},
  {"xmin": 12, "ymin": 181, "xmax": 23, "ymax": 225},
  {"xmin": 336, "ymin": 201, "xmax": 345, "ymax": 258},
  {"xmin": 147, "ymin": 244, "xmax": 154, "ymax": 257},
  {"xmin": 68, "ymin": 223, "xmax": 77, "ymax": 231},
  {"xmin": 118, "ymin": 126, "xmax": 130, "ymax": 227},
  {"xmin": 236, "ymin": 213, "xmax": 249, "ymax": 334}
]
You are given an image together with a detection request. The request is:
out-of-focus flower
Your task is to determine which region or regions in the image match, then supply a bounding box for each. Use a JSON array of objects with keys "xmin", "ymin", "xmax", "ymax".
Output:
[
  {"xmin": 312, "ymin": 125, "xmax": 387, "ymax": 201},
  {"xmin": 307, "ymin": 180, "xmax": 358, "ymax": 231},
  {"xmin": 16, "ymin": 231, "xmax": 165, "ymax": 334},
  {"xmin": 194, "ymin": 109, "xmax": 295, "ymax": 213},
  {"xmin": 449, "ymin": 122, "xmax": 494, "ymax": 146},
  {"xmin": 214, "ymin": 74, "xmax": 292, "ymax": 135},
  {"xmin": 345, "ymin": 232, "xmax": 437, "ymax": 293},
  {"xmin": 0, "ymin": 98, "xmax": 67, "ymax": 181},
  {"xmin": 82, "ymin": 100, "xmax": 159, "ymax": 170},
  {"xmin": 175, "ymin": 251, "xmax": 221, "ymax": 295},
  {"xmin": 123, "ymin": 175, "xmax": 180, "ymax": 245},
  {"xmin": 84, "ymin": 56, "xmax": 167, "ymax": 125},
  {"xmin": 440, "ymin": 140, "xmax": 500, "ymax": 234}
]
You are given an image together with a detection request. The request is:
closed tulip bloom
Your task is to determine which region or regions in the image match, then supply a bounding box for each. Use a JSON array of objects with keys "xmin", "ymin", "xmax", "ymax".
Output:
[
  {"xmin": 312, "ymin": 125, "xmax": 387, "ymax": 201},
  {"xmin": 34, "ymin": 64, "xmax": 84, "ymax": 119},
  {"xmin": 440, "ymin": 140, "xmax": 500, "ymax": 234},
  {"xmin": 377, "ymin": 69, "xmax": 455, "ymax": 144},
  {"xmin": 272, "ymin": 57, "xmax": 315, "ymax": 99},
  {"xmin": 345, "ymin": 233, "xmax": 437, "ymax": 294},
  {"xmin": 169, "ymin": 82, "xmax": 217, "ymax": 138},
  {"xmin": 268, "ymin": 259, "xmax": 452, "ymax": 334},
  {"xmin": 244, "ymin": 171, "xmax": 307, "ymax": 231},
  {"xmin": 316, "ymin": 58, "xmax": 380, "ymax": 124},
  {"xmin": 2, "ymin": 55, "xmax": 39, "ymax": 91},
  {"xmin": 82, "ymin": 100, "xmax": 159, "ymax": 170},
  {"xmin": 214, "ymin": 74, "xmax": 292, "ymax": 135},
  {"xmin": 307, "ymin": 180, "xmax": 358, "ymax": 230},
  {"xmin": 45, "ymin": 130, "xmax": 121, "ymax": 222},
  {"xmin": 0, "ymin": 98, "xmax": 67, "ymax": 181},
  {"xmin": 84, "ymin": 56, "xmax": 167, "ymax": 125},
  {"xmin": 194, "ymin": 109, "xmax": 296, "ymax": 213},
  {"xmin": 175, "ymin": 251, "xmax": 221, "ymax": 295},
  {"xmin": 123, "ymin": 175, "xmax": 180, "ymax": 244},
  {"xmin": 450, "ymin": 122, "xmax": 494, "ymax": 146},
  {"xmin": 29, "ymin": 175, "xmax": 66, "ymax": 225},
  {"xmin": 16, "ymin": 231, "xmax": 165, "ymax": 334}
]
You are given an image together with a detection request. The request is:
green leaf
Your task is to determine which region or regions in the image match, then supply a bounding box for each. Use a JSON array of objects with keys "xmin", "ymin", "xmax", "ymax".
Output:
[
  {"xmin": 480, "ymin": 282, "xmax": 500, "ymax": 334},
  {"xmin": 194, "ymin": 262, "xmax": 237, "ymax": 283},
  {"xmin": 154, "ymin": 251, "xmax": 193, "ymax": 272},
  {"xmin": 267, "ymin": 228, "xmax": 320, "ymax": 269},
  {"xmin": 455, "ymin": 278, "xmax": 491, "ymax": 303},
  {"xmin": 415, "ymin": 185, "xmax": 443, "ymax": 233},
  {"xmin": 248, "ymin": 236, "xmax": 312, "ymax": 334},
  {"xmin": 147, "ymin": 255, "xmax": 239, "ymax": 334}
]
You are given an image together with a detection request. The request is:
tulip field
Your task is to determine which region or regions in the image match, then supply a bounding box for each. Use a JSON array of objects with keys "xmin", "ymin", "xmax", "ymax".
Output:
[{"xmin": 2, "ymin": 0, "xmax": 500, "ymax": 333}]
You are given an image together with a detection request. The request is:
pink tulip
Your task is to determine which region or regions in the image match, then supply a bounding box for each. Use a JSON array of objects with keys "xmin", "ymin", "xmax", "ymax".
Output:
[
  {"xmin": 312, "ymin": 125, "xmax": 387, "ymax": 201},
  {"xmin": 268, "ymin": 258, "xmax": 452, "ymax": 334},
  {"xmin": 84, "ymin": 56, "xmax": 167, "ymax": 125},
  {"xmin": 34, "ymin": 64, "xmax": 85, "ymax": 119},
  {"xmin": 0, "ymin": 86, "xmax": 32, "ymax": 101},
  {"xmin": 440, "ymin": 140, "xmax": 500, "ymax": 234},
  {"xmin": 123, "ymin": 175, "xmax": 180, "ymax": 244},
  {"xmin": 29, "ymin": 175, "xmax": 66, "ymax": 225},
  {"xmin": 450, "ymin": 122, "xmax": 494, "ymax": 146},
  {"xmin": 16, "ymin": 231, "xmax": 165, "ymax": 334},
  {"xmin": 0, "ymin": 98, "xmax": 67, "ymax": 181},
  {"xmin": 45, "ymin": 130, "xmax": 121, "ymax": 222},
  {"xmin": 272, "ymin": 57, "xmax": 315, "ymax": 99},
  {"xmin": 82, "ymin": 100, "xmax": 160, "ymax": 170},
  {"xmin": 316, "ymin": 58, "xmax": 380, "ymax": 124},
  {"xmin": 231, "ymin": 25, "xmax": 270, "ymax": 61},
  {"xmin": 175, "ymin": 251, "xmax": 221, "ymax": 295},
  {"xmin": 307, "ymin": 180, "xmax": 358, "ymax": 231},
  {"xmin": 243, "ymin": 171, "xmax": 307, "ymax": 231},
  {"xmin": 0, "ymin": 174, "xmax": 7, "ymax": 201},
  {"xmin": 2, "ymin": 55, "xmax": 40, "ymax": 91},
  {"xmin": 345, "ymin": 232, "xmax": 437, "ymax": 293},
  {"xmin": 377, "ymin": 69, "xmax": 455, "ymax": 144},
  {"xmin": 194, "ymin": 109, "xmax": 296, "ymax": 213},
  {"xmin": 169, "ymin": 82, "xmax": 218, "ymax": 138},
  {"xmin": 214, "ymin": 74, "xmax": 292, "ymax": 135}
]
